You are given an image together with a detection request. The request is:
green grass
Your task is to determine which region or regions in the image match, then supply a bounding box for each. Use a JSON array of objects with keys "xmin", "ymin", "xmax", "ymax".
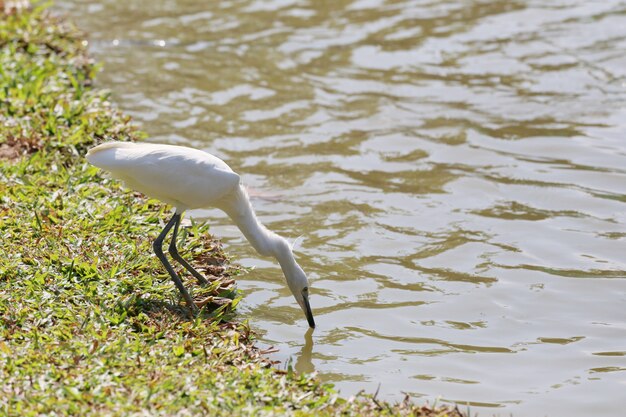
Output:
[{"xmin": 0, "ymin": 4, "xmax": 463, "ymax": 416}]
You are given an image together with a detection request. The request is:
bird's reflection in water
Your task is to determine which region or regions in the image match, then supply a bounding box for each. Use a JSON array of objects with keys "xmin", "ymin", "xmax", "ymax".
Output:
[{"xmin": 294, "ymin": 327, "xmax": 315, "ymax": 374}]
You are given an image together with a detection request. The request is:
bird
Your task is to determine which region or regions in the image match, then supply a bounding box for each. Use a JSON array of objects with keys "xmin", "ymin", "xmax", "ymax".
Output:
[{"xmin": 86, "ymin": 141, "xmax": 315, "ymax": 328}]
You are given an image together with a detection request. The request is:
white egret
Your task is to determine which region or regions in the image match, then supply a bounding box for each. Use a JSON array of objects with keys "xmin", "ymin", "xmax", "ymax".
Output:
[{"xmin": 86, "ymin": 141, "xmax": 315, "ymax": 328}]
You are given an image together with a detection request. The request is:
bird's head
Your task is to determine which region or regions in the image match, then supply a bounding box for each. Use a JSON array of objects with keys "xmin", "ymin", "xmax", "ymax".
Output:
[{"xmin": 285, "ymin": 263, "xmax": 316, "ymax": 328}]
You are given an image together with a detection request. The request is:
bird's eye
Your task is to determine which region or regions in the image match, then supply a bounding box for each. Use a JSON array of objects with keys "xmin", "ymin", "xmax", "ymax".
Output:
[{"xmin": 302, "ymin": 287, "xmax": 308, "ymax": 295}]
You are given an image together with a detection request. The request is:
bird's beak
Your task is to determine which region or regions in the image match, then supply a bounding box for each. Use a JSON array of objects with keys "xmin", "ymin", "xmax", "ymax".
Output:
[{"xmin": 302, "ymin": 289, "xmax": 315, "ymax": 328}]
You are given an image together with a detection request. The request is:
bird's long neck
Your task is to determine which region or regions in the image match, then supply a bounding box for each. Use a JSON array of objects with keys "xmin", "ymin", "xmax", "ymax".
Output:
[{"xmin": 219, "ymin": 185, "xmax": 298, "ymax": 274}]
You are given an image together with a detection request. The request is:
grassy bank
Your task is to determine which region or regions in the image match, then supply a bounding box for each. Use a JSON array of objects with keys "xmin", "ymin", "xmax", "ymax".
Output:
[{"xmin": 0, "ymin": 4, "xmax": 463, "ymax": 416}]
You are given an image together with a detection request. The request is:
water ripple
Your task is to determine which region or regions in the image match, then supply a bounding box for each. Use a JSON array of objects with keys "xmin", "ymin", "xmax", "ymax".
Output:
[{"xmin": 57, "ymin": 1, "xmax": 626, "ymax": 415}]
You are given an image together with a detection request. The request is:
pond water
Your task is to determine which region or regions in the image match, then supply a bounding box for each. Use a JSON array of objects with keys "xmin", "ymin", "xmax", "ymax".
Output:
[{"xmin": 56, "ymin": 1, "xmax": 626, "ymax": 415}]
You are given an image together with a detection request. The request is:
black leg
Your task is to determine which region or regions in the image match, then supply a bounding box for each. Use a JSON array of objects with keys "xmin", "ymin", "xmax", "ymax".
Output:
[
  {"xmin": 153, "ymin": 212, "xmax": 197, "ymax": 313},
  {"xmin": 168, "ymin": 214, "xmax": 209, "ymax": 286}
]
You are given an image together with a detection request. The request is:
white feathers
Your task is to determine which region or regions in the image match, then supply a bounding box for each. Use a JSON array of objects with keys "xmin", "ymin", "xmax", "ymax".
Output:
[
  {"xmin": 86, "ymin": 141, "xmax": 240, "ymax": 211},
  {"xmin": 86, "ymin": 141, "xmax": 315, "ymax": 327},
  {"xmin": 291, "ymin": 234, "xmax": 305, "ymax": 251}
]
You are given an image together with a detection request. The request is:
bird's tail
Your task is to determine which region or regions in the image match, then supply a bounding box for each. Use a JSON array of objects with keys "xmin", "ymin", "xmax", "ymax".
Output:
[{"xmin": 86, "ymin": 141, "xmax": 134, "ymax": 158}]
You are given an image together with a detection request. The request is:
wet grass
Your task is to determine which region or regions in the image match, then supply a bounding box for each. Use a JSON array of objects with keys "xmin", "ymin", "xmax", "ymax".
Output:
[{"xmin": 0, "ymin": 4, "xmax": 464, "ymax": 416}]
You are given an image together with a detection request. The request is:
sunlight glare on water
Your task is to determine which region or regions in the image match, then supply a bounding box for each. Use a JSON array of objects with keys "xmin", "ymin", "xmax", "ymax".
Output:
[{"xmin": 56, "ymin": 1, "xmax": 626, "ymax": 415}]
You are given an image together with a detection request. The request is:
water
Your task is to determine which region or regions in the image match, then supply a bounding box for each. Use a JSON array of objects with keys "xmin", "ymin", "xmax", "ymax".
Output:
[{"xmin": 56, "ymin": 1, "xmax": 626, "ymax": 415}]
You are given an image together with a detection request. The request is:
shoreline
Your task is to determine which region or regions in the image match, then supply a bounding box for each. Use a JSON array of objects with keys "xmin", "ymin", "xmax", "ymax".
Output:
[{"xmin": 0, "ymin": 4, "xmax": 464, "ymax": 416}]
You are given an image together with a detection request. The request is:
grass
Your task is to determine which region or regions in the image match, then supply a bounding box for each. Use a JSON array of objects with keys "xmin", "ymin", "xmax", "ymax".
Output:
[{"xmin": 0, "ymin": 3, "xmax": 464, "ymax": 416}]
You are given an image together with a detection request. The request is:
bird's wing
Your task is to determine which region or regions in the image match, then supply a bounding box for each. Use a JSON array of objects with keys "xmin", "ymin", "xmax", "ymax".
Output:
[{"xmin": 88, "ymin": 142, "xmax": 241, "ymax": 209}]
